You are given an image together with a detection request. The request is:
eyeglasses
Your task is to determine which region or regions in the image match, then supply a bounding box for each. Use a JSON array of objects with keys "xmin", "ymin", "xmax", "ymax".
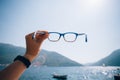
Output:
[
  {"xmin": 33, "ymin": 31, "xmax": 87, "ymax": 42},
  {"xmin": 48, "ymin": 32, "xmax": 87, "ymax": 42}
]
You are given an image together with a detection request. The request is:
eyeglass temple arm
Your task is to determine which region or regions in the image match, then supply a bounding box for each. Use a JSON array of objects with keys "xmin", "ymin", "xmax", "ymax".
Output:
[{"xmin": 78, "ymin": 33, "xmax": 88, "ymax": 42}]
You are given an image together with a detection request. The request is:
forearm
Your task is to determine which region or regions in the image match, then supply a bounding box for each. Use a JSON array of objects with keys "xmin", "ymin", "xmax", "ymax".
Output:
[
  {"xmin": 0, "ymin": 53, "xmax": 37, "ymax": 80},
  {"xmin": 0, "ymin": 60, "xmax": 26, "ymax": 80},
  {"xmin": 0, "ymin": 31, "xmax": 49, "ymax": 80}
]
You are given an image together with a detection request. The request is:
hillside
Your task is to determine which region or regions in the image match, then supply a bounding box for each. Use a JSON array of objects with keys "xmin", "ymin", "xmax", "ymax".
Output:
[
  {"xmin": 0, "ymin": 43, "xmax": 82, "ymax": 66},
  {"xmin": 92, "ymin": 49, "xmax": 120, "ymax": 66}
]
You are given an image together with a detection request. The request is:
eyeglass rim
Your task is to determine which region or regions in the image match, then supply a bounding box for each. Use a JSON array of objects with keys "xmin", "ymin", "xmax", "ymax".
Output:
[
  {"xmin": 63, "ymin": 32, "xmax": 78, "ymax": 42},
  {"xmin": 48, "ymin": 32, "xmax": 86, "ymax": 42},
  {"xmin": 48, "ymin": 32, "xmax": 60, "ymax": 42},
  {"xmin": 33, "ymin": 31, "xmax": 87, "ymax": 42}
]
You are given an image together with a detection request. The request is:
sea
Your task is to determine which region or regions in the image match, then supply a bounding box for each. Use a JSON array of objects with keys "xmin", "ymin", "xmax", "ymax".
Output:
[{"xmin": 0, "ymin": 66, "xmax": 120, "ymax": 80}]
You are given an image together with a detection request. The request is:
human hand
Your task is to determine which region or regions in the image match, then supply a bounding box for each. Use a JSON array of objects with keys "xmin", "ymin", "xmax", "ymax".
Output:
[{"xmin": 24, "ymin": 30, "xmax": 49, "ymax": 62}]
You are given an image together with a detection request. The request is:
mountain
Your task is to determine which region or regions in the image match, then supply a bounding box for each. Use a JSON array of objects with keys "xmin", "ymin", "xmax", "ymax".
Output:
[
  {"xmin": 0, "ymin": 43, "xmax": 82, "ymax": 66},
  {"xmin": 92, "ymin": 49, "xmax": 120, "ymax": 66},
  {"xmin": 0, "ymin": 43, "xmax": 25, "ymax": 64}
]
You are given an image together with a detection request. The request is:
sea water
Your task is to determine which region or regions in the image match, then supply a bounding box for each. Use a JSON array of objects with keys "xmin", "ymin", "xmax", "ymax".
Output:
[{"xmin": 0, "ymin": 66, "xmax": 120, "ymax": 80}]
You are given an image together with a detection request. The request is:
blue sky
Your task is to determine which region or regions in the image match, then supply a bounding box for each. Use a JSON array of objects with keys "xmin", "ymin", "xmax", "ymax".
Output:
[{"xmin": 0, "ymin": 0, "xmax": 120, "ymax": 64}]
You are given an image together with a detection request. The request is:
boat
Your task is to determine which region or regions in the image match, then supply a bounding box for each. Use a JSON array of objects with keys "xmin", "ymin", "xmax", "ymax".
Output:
[
  {"xmin": 53, "ymin": 74, "xmax": 67, "ymax": 79},
  {"xmin": 114, "ymin": 74, "xmax": 120, "ymax": 80},
  {"xmin": 102, "ymin": 63, "xmax": 106, "ymax": 67}
]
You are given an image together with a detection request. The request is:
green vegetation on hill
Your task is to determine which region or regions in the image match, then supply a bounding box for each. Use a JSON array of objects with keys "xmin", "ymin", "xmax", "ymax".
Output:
[
  {"xmin": 0, "ymin": 43, "xmax": 82, "ymax": 66},
  {"xmin": 92, "ymin": 49, "xmax": 120, "ymax": 66}
]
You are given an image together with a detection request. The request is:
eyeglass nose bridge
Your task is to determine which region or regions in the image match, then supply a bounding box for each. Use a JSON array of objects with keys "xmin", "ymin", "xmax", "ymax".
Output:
[{"xmin": 59, "ymin": 33, "xmax": 65, "ymax": 41}]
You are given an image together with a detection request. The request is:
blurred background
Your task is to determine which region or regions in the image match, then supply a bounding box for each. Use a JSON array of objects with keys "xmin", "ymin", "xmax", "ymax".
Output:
[{"xmin": 0, "ymin": 0, "xmax": 120, "ymax": 64}]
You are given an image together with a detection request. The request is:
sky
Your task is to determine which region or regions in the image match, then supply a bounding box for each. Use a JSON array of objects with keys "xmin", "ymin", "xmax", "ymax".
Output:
[{"xmin": 0, "ymin": 0, "xmax": 120, "ymax": 64}]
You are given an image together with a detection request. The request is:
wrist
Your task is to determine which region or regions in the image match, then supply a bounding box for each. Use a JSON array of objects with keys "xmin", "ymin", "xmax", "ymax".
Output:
[
  {"xmin": 14, "ymin": 55, "xmax": 31, "ymax": 68},
  {"xmin": 24, "ymin": 53, "xmax": 37, "ymax": 62}
]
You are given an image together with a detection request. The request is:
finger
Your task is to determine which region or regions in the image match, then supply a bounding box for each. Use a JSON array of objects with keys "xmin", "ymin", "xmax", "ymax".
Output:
[
  {"xmin": 30, "ymin": 31, "xmax": 48, "ymax": 42},
  {"xmin": 36, "ymin": 31, "xmax": 49, "ymax": 38},
  {"xmin": 25, "ymin": 32, "xmax": 35, "ymax": 40},
  {"xmin": 37, "ymin": 30, "xmax": 49, "ymax": 35}
]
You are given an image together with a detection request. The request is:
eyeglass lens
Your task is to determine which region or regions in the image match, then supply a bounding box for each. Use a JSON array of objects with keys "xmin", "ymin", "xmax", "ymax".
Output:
[
  {"xmin": 63, "ymin": 33, "xmax": 77, "ymax": 42},
  {"xmin": 48, "ymin": 33, "xmax": 60, "ymax": 42}
]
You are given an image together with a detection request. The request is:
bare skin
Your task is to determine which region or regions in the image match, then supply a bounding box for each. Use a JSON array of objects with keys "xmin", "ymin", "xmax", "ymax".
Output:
[{"xmin": 0, "ymin": 30, "xmax": 49, "ymax": 80}]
